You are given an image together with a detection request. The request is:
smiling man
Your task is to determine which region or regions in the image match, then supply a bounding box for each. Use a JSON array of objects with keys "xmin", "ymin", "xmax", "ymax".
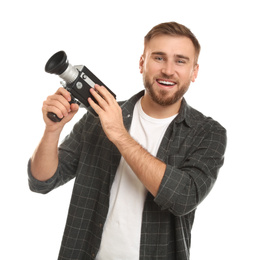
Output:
[
  {"xmin": 140, "ymin": 33, "xmax": 199, "ymax": 117},
  {"xmin": 28, "ymin": 22, "xmax": 227, "ymax": 260}
]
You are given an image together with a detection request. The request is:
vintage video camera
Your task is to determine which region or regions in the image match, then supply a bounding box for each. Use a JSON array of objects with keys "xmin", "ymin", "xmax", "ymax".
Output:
[{"xmin": 45, "ymin": 50, "xmax": 116, "ymax": 122}]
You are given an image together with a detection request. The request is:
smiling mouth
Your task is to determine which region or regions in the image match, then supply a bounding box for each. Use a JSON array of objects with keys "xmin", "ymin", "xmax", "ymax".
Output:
[{"xmin": 156, "ymin": 79, "xmax": 176, "ymax": 87}]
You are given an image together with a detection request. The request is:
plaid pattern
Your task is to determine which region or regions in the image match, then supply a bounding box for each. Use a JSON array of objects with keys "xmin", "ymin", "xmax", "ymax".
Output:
[{"xmin": 28, "ymin": 90, "xmax": 227, "ymax": 260}]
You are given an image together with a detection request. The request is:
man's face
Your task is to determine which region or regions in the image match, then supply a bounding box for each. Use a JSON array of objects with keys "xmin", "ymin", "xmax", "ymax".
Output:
[{"xmin": 139, "ymin": 35, "xmax": 199, "ymax": 107}]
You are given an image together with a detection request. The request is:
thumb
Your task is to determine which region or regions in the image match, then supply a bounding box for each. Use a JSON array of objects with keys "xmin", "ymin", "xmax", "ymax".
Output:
[
  {"xmin": 70, "ymin": 103, "xmax": 79, "ymax": 112},
  {"xmin": 63, "ymin": 103, "xmax": 79, "ymax": 122}
]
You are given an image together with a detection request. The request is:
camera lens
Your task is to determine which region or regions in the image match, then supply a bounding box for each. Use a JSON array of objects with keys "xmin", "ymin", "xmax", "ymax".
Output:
[
  {"xmin": 45, "ymin": 51, "xmax": 69, "ymax": 75},
  {"xmin": 45, "ymin": 51, "xmax": 79, "ymax": 84}
]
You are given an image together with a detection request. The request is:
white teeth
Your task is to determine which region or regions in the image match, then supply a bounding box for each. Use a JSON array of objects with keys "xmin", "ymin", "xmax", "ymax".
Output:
[{"xmin": 158, "ymin": 80, "xmax": 175, "ymax": 86}]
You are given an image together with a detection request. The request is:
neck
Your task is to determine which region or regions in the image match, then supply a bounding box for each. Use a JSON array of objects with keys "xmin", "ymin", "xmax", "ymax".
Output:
[{"xmin": 141, "ymin": 92, "xmax": 182, "ymax": 119}]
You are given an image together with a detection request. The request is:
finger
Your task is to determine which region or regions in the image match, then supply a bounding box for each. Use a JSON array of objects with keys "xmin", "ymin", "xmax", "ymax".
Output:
[
  {"xmin": 70, "ymin": 103, "xmax": 79, "ymax": 112},
  {"xmin": 43, "ymin": 96, "xmax": 71, "ymax": 122},
  {"xmin": 55, "ymin": 87, "xmax": 72, "ymax": 102},
  {"xmin": 48, "ymin": 93, "xmax": 71, "ymax": 107},
  {"xmin": 45, "ymin": 95, "xmax": 71, "ymax": 117},
  {"xmin": 94, "ymin": 85, "xmax": 115, "ymax": 104},
  {"xmin": 89, "ymin": 87, "xmax": 108, "ymax": 110},
  {"xmin": 43, "ymin": 101, "xmax": 79, "ymax": 123},
  {"xmin": 42, "ymin": 102, "xmax": 65, "ymax": 121},
  {"xmin": 88, "ymin": 97, "xmax": 101, "ymax": 115},
  {"xmin": 63, "ymin": 103, "xmax": 79, "ymax": 121}
]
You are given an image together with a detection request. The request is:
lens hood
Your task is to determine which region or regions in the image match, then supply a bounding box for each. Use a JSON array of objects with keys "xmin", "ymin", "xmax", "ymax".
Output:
[{"xmin": 45, "ymin": 51, "xmax": 69, "ymax": 75}]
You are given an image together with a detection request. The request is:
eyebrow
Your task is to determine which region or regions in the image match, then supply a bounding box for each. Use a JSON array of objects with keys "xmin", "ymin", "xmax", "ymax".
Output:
[
  {"xmin": 175, "ymin": 54, "xmax": 190, "ymax": 61},
  {"xmin": 151, "ymin": 52, "xmax": 190, "ymax": 61}
]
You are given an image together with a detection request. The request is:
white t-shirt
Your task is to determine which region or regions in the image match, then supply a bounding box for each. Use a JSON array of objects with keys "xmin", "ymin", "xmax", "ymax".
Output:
[{"xmin": 96, "ymin": 98, "xmax": 177, "ymax": 260}]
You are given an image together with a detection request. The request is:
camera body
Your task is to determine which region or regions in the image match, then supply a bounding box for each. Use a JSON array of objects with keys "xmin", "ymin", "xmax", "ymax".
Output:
[
  {"xmin": 45, "ymin": 51, "xmax": 116, "ymax": 122},
  {"xmin": 64, "ymin": 65, "xmax": 112, "ymax": 107}
]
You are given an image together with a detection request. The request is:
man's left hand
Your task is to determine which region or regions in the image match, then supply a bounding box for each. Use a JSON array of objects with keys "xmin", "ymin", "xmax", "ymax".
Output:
[{"xmin": 88, "ymin": 84, "xmax": 128, "ymax": 144}]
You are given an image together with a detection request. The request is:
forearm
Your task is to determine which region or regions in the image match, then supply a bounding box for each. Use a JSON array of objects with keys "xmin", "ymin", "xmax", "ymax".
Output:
[
  {"xmin": 114, "ymin": 131, "xmax": 166, "ymax": 197},
  {"xmin": 30, "ymin": 128, "xmax": 61, "ymax": 181},
  {"xmin": 30, "ymin": 87, "xmax": 80, "ymax": 182},
  {"xmin": 88, "ymin": 86, "xmax": 166, "ymax": 196}
]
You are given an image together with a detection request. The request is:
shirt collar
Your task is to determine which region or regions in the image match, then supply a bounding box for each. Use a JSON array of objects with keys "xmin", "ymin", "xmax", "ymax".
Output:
[
  {"xmin": 173, "ymin": 98, "xmax": 195, "ymax": 128},
  {"xmin": 121, "ymin": 90, "xmax": 196, "ymax": 128}
]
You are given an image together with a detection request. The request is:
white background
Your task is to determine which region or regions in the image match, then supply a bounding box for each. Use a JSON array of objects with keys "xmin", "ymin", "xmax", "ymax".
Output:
[{"xmin": 1, "ymin": 0, "xmax": 266, "ymax": 259}]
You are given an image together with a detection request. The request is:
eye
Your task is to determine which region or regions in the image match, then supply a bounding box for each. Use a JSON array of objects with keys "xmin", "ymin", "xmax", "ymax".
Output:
[
  {"xmin": 176, "ymin": 59, "xmax": 186, "ymax": 64},
  {"xmin": 155, "ymin": 56, "xmax": 164, "ymax": 61}
]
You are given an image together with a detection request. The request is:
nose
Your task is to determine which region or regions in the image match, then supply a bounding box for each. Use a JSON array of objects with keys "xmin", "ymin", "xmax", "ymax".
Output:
[{"xmin": 161, "ymin": 61, "xmax": 175, "ymax": 76}]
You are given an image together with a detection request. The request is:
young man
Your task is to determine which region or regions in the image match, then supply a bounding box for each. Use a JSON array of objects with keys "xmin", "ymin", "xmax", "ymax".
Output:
[{"xmin": 29, "ymin": 22, "xmax": 227, "ymax": 260}]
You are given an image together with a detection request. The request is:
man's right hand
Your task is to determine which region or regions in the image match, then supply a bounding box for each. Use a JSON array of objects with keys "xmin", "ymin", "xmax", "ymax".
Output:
[
  {"xmin": 42, "ymin": 87, "xmax": 79, "ymax": 132},
  {"xmin": 30, "ymin": 87, "xmax": 79, "ymax": 181}
]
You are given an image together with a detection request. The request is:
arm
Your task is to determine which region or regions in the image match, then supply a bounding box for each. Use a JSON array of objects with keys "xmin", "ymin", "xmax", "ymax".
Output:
[
  {"xmin": 89, "ymin": 85, "xmax": 166, "ymax": 196},
  {"xmin": 89, "ymin": 86, "xmax": 227, "ymax": 214},
  {"xmin": 31, "ymin": 129, "xmax": 60, "ymax": 181},
  {"xmin": 155, "ymin": 125, "xmax": 227, "ymax": 216},
  {"xmin": 111, "ymin": 130, "xmax": 166, "ymax": 197},
  {"xmin": 30, "ymin": 87, "xmax": 79, "ymax": 181}
]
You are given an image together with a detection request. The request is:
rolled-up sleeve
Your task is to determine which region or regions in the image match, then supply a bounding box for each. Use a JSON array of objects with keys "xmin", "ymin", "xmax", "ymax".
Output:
[
  {"xmin": 28, "ymin": 159, "xmax": 62, "ymax": 194},
  {"xmin": 154, "ymin": 122, "xmax": 227, "ymax": 216}
]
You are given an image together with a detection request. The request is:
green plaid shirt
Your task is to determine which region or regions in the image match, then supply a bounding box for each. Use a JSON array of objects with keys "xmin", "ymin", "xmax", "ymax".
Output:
[{"xmin": 28, "ymin": 91, "xmax": 227, "ymax": 260}]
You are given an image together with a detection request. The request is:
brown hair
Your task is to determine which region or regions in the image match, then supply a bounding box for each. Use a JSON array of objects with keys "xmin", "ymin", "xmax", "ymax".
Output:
[{"xmin": 144, "ymin": 22, "xmax": 201, "ymax": 64}]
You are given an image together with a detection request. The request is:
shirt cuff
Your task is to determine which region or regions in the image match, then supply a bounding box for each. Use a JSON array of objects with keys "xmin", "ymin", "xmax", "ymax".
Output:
[{"xmin": 27, "ymin": 159, "xmax": 59, "ymax": 194}]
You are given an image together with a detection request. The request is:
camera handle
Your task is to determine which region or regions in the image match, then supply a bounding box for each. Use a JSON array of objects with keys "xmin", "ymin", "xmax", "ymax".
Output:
[{"xmin": 47, "ymin": 95, "xmax": 80, "ymax": 122}]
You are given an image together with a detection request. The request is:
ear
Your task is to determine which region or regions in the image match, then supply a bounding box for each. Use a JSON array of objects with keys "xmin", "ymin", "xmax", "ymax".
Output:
[
  {"xmin": 139, "ymin": 55, "xmax": 144, "ymax": 74},
  {"xmin": 191, "ymin": 64, "xmax": 199, "ymax": 83}
]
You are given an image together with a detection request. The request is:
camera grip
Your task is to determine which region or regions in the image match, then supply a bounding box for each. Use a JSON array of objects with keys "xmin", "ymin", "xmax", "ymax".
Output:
[{"xmin": 47, "ymin": 112, "xmax": 62, "ymax": 122}]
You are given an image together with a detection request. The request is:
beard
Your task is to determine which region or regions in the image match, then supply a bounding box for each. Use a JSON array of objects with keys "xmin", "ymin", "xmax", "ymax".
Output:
[{"xmin": 143, "ymin": 73, "xmax": 191, "ymax": 107}]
